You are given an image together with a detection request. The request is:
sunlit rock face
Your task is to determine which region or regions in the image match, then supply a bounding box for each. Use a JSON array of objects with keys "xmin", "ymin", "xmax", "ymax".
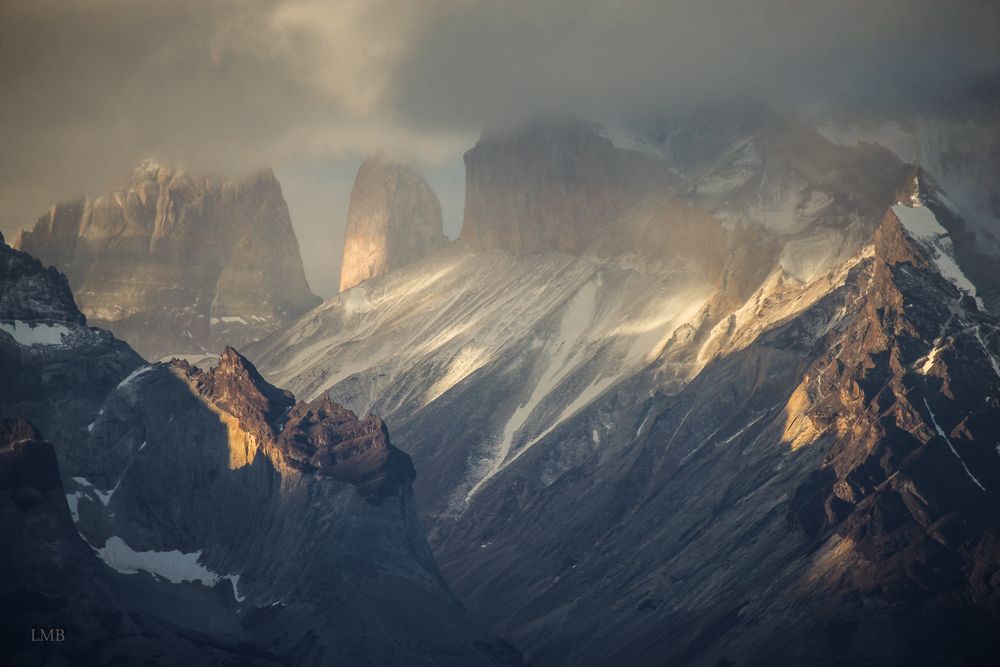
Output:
[
  {"xmin": 339, "ymin": 156, "xmax": 447, "ymax": 292},
  {"xmin": 14, "ymin": 161, "xmax": 320, "ymax": 359}
]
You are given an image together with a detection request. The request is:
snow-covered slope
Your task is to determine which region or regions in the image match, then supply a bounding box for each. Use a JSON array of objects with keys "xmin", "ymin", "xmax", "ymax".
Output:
[
  {"xmin": 248, "ymin": 115, "xmax": 1000, "ymax": 664},
  {"xmin": 251, "ymin": 242, "xmax": 717, "ymax": 515}
]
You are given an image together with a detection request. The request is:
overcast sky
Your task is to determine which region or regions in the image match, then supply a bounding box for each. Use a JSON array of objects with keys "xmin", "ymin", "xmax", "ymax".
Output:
[{"xmin": 2, "ymin": 0, "xmax": 998, "ymax": 296}]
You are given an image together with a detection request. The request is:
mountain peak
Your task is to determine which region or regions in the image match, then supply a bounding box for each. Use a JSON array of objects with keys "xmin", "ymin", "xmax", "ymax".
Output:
[
  {"xmin": 339, "ymin": 155, "xmax": 447, "ymax": 292},
  {"xmin": 176, "ymin": 347, "xmax": 413, "ymax": 501},
  {"xmin": 14, "ymin": 162, "xmax": 320, "ymax": 358},
  {"xmin": 875, "ymin": 206, "xmax": 937, "ymax": 270},
  {"xmin": 186, "ymin": 346, "xmax": 295, "ymax": 431},
  {"xmin": 1, "ymin": 233, "xmax": 86, "ymax": 324}
]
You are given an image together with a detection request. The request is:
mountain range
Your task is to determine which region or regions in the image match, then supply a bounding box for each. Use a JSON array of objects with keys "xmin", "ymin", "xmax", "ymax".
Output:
[
  {"xmin": 0, "ymin": 231, "xmax": 518, "ymax": 666},
  {"xmin": 250, "ymin": 112, "xmax": 1000, "ymax": 665},
  {"xmin": 3, "ymin": 104, "xmax": 1000, "ymax": 666}
]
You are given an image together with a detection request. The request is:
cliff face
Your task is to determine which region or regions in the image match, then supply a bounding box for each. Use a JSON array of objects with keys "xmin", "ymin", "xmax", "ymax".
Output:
[
  {"xmin": 460, "ymin": 120, "xmax": 674, "ymax": 257},
  {"xmin": 339, "ymin": 156, "xmax": 447, "ymax": 292},
  {"xmin": 14, "ymin": 162, "xmax": 320, "ymax": 359}
]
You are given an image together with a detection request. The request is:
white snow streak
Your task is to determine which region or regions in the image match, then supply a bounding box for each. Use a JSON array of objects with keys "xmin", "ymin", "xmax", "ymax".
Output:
[
  {"xmin": 922, "ymin": 398, "xmax": 985, "ymax": 491},
  {"xmin": 116, "ymin": 365, "xmax": 154, "ymax": 392},
  {"xmin": 466, "ymin": 281, "xmax": 600, "ymax": 501},
  {"xmin": 973, "ymin": 326, "xmax": 1000, "ymax": 380}
]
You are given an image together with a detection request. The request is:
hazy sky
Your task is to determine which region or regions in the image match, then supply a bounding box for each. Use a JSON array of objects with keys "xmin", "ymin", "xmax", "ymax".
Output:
[{"xmin": 2, "ymin": 0, "xmax": 998, "ymax": 296}]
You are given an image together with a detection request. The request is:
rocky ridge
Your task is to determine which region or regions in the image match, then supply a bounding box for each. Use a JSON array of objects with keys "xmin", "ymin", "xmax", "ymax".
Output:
[
  {"xmin": 429, "ymin": 203, "xmax": 1000, "ymax": 666},
  {"xmin": 173, "ymin": 346, "xmax": 416, "ymax": 501}
]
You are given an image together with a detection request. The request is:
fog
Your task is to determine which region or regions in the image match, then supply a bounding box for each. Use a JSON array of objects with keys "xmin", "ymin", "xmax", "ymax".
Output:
[{"xmin": 2, "ymin": 0, "xmax": 997, "ymax": 296}]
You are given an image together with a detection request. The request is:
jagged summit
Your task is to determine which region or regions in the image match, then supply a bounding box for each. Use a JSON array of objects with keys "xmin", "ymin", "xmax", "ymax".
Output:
[
  {"xmin": 13, "ymin": 160, "xmax": 320, "ymax": 359},
  {"xmin": 193, "ymin": 346, "xmax": 296, "ymax": 426},
  {"xmin": 169, "ymin": 346, "xmax": 414, "ymax": 501},
  {"xmin": 339, "ymin": 155, "xmax": 447, "ymax": 292}
]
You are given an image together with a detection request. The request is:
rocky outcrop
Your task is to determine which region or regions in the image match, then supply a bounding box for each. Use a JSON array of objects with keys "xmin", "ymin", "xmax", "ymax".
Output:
[
  {"xmin": 0, "ymin": 230, "xmax": 83, "ymax": 324},
  {"xmin": 339, "ymin": 156, "xmax": 447, "ymax": 292},
  {"xmin": 173, "ymin": 346, "xmax": 415, "ymax": 501},
  {"xmin": 14, "ymin": 161, "xmax": 321, "ymax": 359}
]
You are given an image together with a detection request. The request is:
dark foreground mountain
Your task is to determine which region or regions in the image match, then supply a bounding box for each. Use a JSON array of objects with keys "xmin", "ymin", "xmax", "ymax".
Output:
[
  {"xmin": 1, "ymin": 417, "xmax": 283, "ymax": 666},
  {"xmin": 0, "ymin": 236, "xmax": 518, "ymax": 666},
  {"xmin": 14, "ymin": 161, "xmax": 320, "ymax": 360},
  {"xmin": 251, "ymin": 114, "xmax": 1000, "ymax": 665}
]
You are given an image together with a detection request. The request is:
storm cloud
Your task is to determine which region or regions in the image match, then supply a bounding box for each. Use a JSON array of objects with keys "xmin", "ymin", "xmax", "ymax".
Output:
[{"xmin": 2, "ymin": 0, "xmax": 998, "ymax": 294}]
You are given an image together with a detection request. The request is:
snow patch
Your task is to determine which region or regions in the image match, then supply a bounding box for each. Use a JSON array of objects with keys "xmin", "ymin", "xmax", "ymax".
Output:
[
  {"xmin": 65, "ymin": 492, "xmax": 83, "ymax": 523},
  {"xmin": 116, "ymin": 365, "xmax": 154, "ymax": 392},
  {"xmin": 94, "ymin": 536, "xmax": 245, "ymax": 600},
  {"xmin": 892, "ymin": 202, "xmax": 979, "ymax": 299},
  {"xmin": 0, "ymin": 321, "xmax": 71, "ymax": 346},
  {"xmin": 916, "ymin": 341, "xmax": 944, "ymax": 375},
  {"xmin": 71, "ymin": 476, "xmax": 118, "ymax": 506},
  {"xmin": 596, "ymin": 124, "xmax": 669, "ymax": 160}
]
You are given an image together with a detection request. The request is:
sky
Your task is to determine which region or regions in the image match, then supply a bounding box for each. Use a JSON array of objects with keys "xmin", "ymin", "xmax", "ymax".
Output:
[{"xmin": 1, "ymin": 0, "xmax": 998, "ymax": 297}]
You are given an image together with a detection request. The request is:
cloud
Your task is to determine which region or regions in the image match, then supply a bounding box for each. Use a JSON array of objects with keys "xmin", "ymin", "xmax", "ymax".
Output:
[{"xmin": 1, "ymin": 0, "xmax": 997, "ymax": 292}]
